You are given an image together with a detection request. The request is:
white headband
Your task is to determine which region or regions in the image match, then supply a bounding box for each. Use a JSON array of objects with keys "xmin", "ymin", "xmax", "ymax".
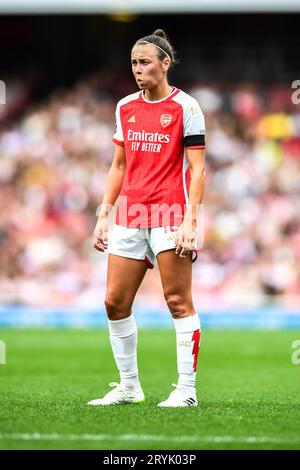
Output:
[{"xmin": 135, "ymin": 40, "xmax": 172, "ymax": 63}]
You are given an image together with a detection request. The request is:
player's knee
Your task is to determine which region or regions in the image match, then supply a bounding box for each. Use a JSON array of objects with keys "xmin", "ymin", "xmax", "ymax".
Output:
[
  {"xmin": 104, "ymin": 295, "xmax": 130, "ymax": 320},
  {"xmin": 165, "ymin": 293, "xmax": 186, "ymax": 317}
]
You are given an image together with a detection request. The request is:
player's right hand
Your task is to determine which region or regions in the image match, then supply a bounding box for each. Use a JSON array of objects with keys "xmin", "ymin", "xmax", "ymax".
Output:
[{"xmin": 93, "ymin": 216, "xmax": 109, "ymax": 252}]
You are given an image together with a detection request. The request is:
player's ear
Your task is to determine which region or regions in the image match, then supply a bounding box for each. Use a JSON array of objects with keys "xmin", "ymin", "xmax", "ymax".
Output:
[{"xmin": 162, "ymin": 58, "xmax": 170, "ymax": 73}]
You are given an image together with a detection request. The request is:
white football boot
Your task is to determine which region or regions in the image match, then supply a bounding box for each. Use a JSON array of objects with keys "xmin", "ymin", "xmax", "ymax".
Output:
[
  {"xmin": 157, "ymin": 383, "xmax": 198, "ymax": 407},
  {"xmin": 87, "ymin": 382, "xmax": 145, "ymax": 406}
]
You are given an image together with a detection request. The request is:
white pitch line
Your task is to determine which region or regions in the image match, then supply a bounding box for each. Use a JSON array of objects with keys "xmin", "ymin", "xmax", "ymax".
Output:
[{"xmin": 0, "ymin": 433, "xmax": 299, "ymax": 444}]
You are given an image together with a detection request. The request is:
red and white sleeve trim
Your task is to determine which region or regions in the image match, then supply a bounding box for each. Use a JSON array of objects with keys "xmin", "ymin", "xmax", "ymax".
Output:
[
  {"xmin": 186, "ymin": 145, "xmax": 206, "ymax": 149},
  {"xmin": 112, "ymin": 137, "xmax": 125, "ymax": 147}
]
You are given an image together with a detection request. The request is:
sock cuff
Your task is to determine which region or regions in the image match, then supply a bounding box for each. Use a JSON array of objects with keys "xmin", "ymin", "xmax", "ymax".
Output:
[
  {"xmin": 108, "ymin": 311, "xmax": 137, "ymax": 337},
  {"xmin": 173, "ymin": 314, "xmax": 201, "ymax": 334}
]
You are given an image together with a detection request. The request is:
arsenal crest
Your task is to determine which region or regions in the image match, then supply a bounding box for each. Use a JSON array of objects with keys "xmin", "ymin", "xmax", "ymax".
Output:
[{"xmin": 160, "ymin": 114, "xmax": 172, "ymax": 128}]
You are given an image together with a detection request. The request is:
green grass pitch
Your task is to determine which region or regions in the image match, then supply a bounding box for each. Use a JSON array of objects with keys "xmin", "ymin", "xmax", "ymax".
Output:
[{"xmin": 0, "ymin": 328, "xmax": 299, "ymax": 450}]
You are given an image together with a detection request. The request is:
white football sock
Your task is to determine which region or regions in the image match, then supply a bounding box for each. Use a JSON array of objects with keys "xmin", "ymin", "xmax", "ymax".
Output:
[
  {"xmin": 108, "ymin": 311, "xmax": 140, "ymax": 390},
  {"xmin": 173, "ymin": 314, "xmax": 201, "ymax": 391}
]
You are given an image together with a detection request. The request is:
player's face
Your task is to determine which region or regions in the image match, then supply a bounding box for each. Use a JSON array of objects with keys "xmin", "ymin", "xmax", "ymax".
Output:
[{"xmin": 131, "ymin": 44, "xmax": 169, "ymax": 90}]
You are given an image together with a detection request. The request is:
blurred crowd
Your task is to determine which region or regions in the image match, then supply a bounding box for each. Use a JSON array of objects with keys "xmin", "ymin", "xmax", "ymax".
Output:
[{"xmin": 0, "ymin": 71, "xmax": 299, "ymax": 311}]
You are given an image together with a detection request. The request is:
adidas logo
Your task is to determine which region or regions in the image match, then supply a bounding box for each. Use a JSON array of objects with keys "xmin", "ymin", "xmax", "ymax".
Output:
[
  {"xmin": 128, "ymin": 115, "xmax": 136, "ymax": 123},
  {"xmin": 183, "ymin": 397, "xmax": 196, "ymax": 406}
]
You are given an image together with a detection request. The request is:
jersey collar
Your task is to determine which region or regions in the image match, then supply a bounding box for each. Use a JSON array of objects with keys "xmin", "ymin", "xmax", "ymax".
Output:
[{"xmin": 140, "ymin": 86, "xmax": 179, "ymax": 104}]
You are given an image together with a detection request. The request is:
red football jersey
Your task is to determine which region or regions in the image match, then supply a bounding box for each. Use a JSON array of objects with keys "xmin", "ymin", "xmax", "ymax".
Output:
[{"xmin": 112, "ymin": 86, "xmax": 205, "ymax": 228}]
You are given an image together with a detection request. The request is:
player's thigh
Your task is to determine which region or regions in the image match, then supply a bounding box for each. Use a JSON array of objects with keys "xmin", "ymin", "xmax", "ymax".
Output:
[
  {"xmin": 156, "ymin": 249, "xmax": 193, "ymax": 302},
  {"xmin": 105, "ymin": 254, "xmax": 148, "ymax": 312}
]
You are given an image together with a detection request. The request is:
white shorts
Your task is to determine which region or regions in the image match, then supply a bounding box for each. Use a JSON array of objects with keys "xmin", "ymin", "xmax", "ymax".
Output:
[{"xmin": 107, "ymin": 224, "xmax": 198, "ymax": 269}]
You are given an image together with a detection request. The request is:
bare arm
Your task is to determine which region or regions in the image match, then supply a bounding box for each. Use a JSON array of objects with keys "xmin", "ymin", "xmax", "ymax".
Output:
[
  {"xmin": 175, "ymin": 148, "xmax": 206, "ymax": 257},
  {"xmin": 98, "ymin": 144, "xmax": 126, "ymax": 217},
  {"xmin": 184, "ymin": 147, "xmax": 206, "ymax": 225},
  {"xmin": 93, "ymin": 144, "xmax": 126, "ymax": 252}
]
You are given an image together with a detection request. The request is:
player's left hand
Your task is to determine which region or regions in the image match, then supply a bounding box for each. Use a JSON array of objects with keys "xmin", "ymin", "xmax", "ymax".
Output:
[{"xmin": 175, "ymin": 221, "xmax": 197, "ymax": 258}]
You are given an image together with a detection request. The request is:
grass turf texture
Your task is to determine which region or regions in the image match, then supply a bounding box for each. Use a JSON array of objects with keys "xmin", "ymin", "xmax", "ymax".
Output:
[{"xmin": 0, "ymin": 328, "xmax": 299, "ymax": 450}]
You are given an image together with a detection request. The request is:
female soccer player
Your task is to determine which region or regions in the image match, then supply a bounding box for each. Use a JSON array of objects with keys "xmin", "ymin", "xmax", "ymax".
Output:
[{"xmin": 88, "ymin": 29, "xmax": 206, "ymax": 407}]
